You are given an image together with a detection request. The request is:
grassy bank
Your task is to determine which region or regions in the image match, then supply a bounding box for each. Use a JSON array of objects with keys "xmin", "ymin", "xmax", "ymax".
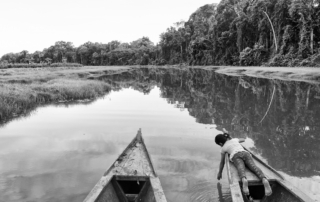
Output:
[
  {"xmin": 0, "ymin": 62, "xmax": 83, "ymax": 69},
  {"xmin": 0, "ymin": 66, "xmax": 130, "ymax": 123},
  {"xmin": 2, "ymin": 65, "xmax": 320, "ymax": 124}
]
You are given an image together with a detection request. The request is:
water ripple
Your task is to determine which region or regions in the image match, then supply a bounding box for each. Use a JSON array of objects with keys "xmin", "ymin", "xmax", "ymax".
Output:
[{"xmin": 189, "ymin": 181, "xmax": 231, "ymax": 202}]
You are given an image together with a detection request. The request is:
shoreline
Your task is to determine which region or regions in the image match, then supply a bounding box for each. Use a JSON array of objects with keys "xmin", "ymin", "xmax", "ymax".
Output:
[
  {"xmin": 212, "ymin": 66, "xmax": 320, "ymax": 84},
  {"xmin": 142, "ymin": 65, "xmax": 320, "ymax": 84},
  {"xmin": 0, "ymin": 66, "xmax": 130, "ymax": 124},
  {"xmin": 1, "ymin": 65, "xmax": 320, "ymax": 124},
  {"xmin": 2, "ymin": 65, "xmax": 320, "ymax": 83}
]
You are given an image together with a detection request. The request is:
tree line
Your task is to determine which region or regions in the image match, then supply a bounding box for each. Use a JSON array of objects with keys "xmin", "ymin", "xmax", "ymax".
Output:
[
  {"xmin": 1, "ymin": 0, "xmax": 320, "ymax": 67},
  {"xmin": 160, "ymin": 0, "xmax": 320, "ymax": 66},
  {"xmin": 0, "ymin": 38, "xmax": 159, "ymax": 67}
]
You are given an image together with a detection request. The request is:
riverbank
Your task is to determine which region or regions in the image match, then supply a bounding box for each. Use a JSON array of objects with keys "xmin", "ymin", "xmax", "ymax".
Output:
[
  {"xmin": 144, "ymin": 65, "xmax": 320, "ymax": 84},
  {"xmin": 0, "ymin": 66, "xmax": 130, "ymax": 123},
  {"xmin": 1, "ymin": 65, "xmax": 320, "ymax": 124},
  {"xmin": 212, "ymin": 66, "xmax": 320, "ymax": 84}
]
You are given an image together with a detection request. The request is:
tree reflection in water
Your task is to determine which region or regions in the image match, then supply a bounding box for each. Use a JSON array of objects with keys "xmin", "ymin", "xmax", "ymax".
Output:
[{"xmin": 100, "ymin": 67, "xmax": 320, "ymax": 178}]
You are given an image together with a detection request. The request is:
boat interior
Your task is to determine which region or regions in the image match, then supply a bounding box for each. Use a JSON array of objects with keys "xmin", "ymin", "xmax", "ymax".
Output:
[
  {"xmin": 240, "ymin": 180, "xmax": 304, "ymax": 202},
  {"xmin": 95, "ymin": 175, "xmax": 157, "ymax": 202}
]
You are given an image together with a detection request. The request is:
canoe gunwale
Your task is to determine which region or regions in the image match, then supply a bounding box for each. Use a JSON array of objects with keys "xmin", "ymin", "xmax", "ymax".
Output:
[
  {"xmin": 225, "ymin": 154, "xmax": 245, "ymax": 202},
  {"xmin": 103, "ymin": 129, "xmax": 157, "ymax": 177},
  {"xmin": 83, "ymin": 129, "xmax": 167, "ymax": 202},
  {"xmin": 225, "ymin": 146, "xmax": 315, "ymax": 202},
  {"xmin": 243, "ymin": 146, "xmax": 314, "ymax": 201},
  {"xmin": 139, "ymin": 132, "xmax": 158, "ymax": 177}
]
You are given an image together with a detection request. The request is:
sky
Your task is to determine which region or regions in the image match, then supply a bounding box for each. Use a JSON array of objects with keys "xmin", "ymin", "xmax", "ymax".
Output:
[{"xmin": 0, "ymin": 0, "xmax": 220, "ymax": 57}]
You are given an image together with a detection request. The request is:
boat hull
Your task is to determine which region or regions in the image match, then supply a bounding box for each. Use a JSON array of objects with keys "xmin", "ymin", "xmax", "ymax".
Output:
[
  {"xmin": 225, "ymin": 148, "xmax": 314, "ymax": 202},
  {"xmin": 84, "ymin": 129, "xmax": 167, "ymax": 202}
]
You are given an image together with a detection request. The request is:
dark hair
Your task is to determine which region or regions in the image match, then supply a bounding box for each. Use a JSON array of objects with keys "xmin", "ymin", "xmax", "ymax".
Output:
[{"xmin": 215, "ymin": 133, "xmax": 231, "ymax": 146}]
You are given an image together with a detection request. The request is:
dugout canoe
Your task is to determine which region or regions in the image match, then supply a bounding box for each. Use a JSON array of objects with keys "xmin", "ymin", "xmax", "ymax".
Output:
[
  {"xmin": 83, "ymin": 129, "xmax": 167, "ymax": 202},
  {"xmin": 225, "ymin": 146, "xmax": 314, "ymax": 202}
]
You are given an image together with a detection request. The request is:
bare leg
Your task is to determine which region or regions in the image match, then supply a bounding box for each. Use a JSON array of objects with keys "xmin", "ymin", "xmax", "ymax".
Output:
[
  {"xmin": 241, "ymin": 177, "xmax": 249, "ymax": 195},
  {"xmin": 262, "ymin": 178, "xmax": 272, "ymax": 196},
  {"xmin": 242, "ymin": 153, "xmax": 265, "ymax": 179},
  {"xmin": 242, "ymin": 152, "xmax": 272, "ymax": 196},
  {"xmin": 233, "ymin": 154, "xmax": 249, "ymax": 195}
]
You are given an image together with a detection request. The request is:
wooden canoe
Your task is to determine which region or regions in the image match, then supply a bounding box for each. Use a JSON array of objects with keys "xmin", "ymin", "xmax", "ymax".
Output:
[
  {"xmin": 83, "ymin": 129, "xmax": 167, "ymax": 202},
  {"xmin": 225, "ymin": 146, "xmax": 315, "ymax": 202}
]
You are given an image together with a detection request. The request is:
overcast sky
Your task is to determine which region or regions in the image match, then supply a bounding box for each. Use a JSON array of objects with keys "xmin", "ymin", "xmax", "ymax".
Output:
[{"xmin": 0, "ymin": 0, "xmax": 220, "ymax": 57}]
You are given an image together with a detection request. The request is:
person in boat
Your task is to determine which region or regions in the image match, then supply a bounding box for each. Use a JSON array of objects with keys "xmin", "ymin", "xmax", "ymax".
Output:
[{"xmin": 215, "ymin": 129, "xmax": 272, "ymax": 196}]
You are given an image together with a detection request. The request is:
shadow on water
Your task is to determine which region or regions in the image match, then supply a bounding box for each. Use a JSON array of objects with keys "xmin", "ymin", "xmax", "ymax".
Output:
[{"xmin": 100, "ymin": 67, "xmax": 320, "ymax": 178}]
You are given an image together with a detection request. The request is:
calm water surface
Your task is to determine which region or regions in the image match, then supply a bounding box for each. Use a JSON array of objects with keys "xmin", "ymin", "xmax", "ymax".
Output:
[{"xmin": 0, "ymin": 68, "xmax": 320, "ymax": 202}]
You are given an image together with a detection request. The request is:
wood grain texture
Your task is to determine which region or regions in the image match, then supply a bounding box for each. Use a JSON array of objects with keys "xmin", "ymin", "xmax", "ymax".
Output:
[
  {"xmin": 83, "ymin": 129, "xmax": 167, "ymax": 202},
  {"xmin": 225, "ymin": 154, "xmax": 245, "ymax": 202}
]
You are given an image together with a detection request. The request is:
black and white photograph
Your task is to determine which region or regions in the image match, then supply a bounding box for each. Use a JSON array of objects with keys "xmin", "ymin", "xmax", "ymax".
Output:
[{"xmin": 0, "ymin": 0, "xmax": 320, "ymax": 201}]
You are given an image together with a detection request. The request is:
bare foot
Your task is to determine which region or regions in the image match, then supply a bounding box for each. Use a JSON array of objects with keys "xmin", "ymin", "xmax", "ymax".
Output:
[
  {"xmin": 262, "ymin": 178, "xmax": 272, "ymax": 196},
  {"xmin": 242, "ymin": 178, "xmax": 249, "ymax": 195}
]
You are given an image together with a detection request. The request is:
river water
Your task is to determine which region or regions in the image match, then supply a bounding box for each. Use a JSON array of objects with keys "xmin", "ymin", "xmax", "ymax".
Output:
[{"xmin": 0, "ymin": 68, "xmax": 319, "ymax": 202}]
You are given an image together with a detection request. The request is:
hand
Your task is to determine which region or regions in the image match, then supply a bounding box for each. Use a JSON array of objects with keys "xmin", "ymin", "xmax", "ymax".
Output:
[
  {"xmin": 217, "ymin": 172, "xmax": 222, "ymax": 180},
  {"xmin": 222, "ymin": 128, "xmax": 228, "ymax": 133}
]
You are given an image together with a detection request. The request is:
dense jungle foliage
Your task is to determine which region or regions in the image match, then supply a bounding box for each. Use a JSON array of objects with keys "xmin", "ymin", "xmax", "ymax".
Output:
[{"xmin": 1, "ymin": 0, "xmax": 320, "ymax": 67}]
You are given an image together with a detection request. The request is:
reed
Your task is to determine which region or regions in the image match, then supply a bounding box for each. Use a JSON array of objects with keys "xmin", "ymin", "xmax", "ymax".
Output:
[
  {"xmin": 0, "ymin": 66, "xmax": 130, "ymax": 123},
  {"xmin": 0, "ymin": 80, "xmax": 111, "ymax": 123},
  {"xmin": 0, "ymin": 63, "xmax": 83, "ymax": 69}
]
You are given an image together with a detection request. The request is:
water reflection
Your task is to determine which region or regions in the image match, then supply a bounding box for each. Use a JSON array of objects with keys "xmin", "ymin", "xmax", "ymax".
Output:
[
  {"xmin": 0, "ymin": 99, "xmax": 96, "ymax": 129},
  {"xmin": 1, "ymin": 67, "xmax": 320, "ymax": 201},
  {"xmin": 217, "ymin": 182, "xmax": 227, "ymax": 202},
  {"xmin": 101, "ymin": 68, "xmax": 320, "ymax": 177},
  {"xmin": 100, "ymin": 67, "xmax": 320, "ymax": 200},
  {"xmin": 0, "ymin": 87, "xmax": 231, "ymax": 202}
]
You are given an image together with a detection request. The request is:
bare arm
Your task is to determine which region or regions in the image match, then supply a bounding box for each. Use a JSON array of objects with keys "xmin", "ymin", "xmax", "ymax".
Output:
[{"xmin": 217, "ymin": 153, "xmax": 225, "ymax": 180}]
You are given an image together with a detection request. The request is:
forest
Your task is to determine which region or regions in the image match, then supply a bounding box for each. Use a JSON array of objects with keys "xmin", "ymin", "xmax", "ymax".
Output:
[{"xmin": 1, "ymin": 0, "xmax": 320, "ymax": 67}]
